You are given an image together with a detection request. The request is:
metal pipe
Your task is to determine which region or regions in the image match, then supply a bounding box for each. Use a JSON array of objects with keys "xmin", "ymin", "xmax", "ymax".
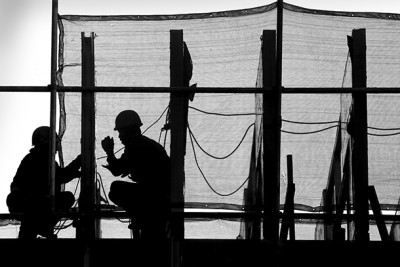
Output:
[
  {"xmin": 0, "ymin": 85, "xmax": 399, "ymax": 94},
  {"xmin": 49, "ymin": 0, "xmax": 58, "ymax": 212}
]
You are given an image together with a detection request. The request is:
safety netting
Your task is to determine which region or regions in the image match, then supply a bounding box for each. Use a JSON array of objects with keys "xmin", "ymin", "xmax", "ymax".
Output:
[{"xmin": 53, "ymin": 2, "xmax": 400, "ymax": 239}]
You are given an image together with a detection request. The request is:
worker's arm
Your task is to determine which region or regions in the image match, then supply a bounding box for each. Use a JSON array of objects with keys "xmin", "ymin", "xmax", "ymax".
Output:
[
  {"xmin": 57, "ymin": 155, "xmax": 81, "ymax": 184},
  {"xmin": 101, "ymin": 136, "xmax": 129, "ymax": 177}
]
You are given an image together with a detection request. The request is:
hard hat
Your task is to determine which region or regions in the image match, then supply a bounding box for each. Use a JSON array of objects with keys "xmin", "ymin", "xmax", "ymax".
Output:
[
  {"xmin": 32, "ymin": 126, "xmax": 51, "ymax": 146},
  {"xmin": 114, "ymin": 110, "xmax": 143, "ymax": 130}
]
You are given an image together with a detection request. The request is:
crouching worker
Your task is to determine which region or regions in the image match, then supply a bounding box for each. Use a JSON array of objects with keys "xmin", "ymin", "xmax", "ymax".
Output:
[
  {"xmin": 101, "ymin": 110, "xmax": 171, "ymax": 240},
  {"xmin": 6, "ymin": 126, "xmax": 81, "ymax": 239}
]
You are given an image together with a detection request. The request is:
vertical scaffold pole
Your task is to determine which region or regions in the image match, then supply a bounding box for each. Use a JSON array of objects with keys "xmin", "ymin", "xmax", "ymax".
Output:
[
  {"xmin": 263, "ymin": 0, "xmax": 282, "ymax": 245},
  {"xmin": 262, "ymin": 28, "xmax": 280, "ymax": 243},
  {"xmin": 49, "ymin": 0, "xmax": 58, "ymax": 213},
  {"xmin": 169, "ymin": 29, "xmax": 186, "ymax": 267},
  {"xmin": 350, "ymin": 28, "xmax": 369, "ymax": 242},
  {"xmin": 79, "ymin": 32, "xmax": 100, "ymax": 244}
]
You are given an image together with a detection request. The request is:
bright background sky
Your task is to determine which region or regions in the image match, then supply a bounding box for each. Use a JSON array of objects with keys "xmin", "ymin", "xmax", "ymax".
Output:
[{"xmin": 0, "ymin": 0, "xmax": 399, "ymax": 213}]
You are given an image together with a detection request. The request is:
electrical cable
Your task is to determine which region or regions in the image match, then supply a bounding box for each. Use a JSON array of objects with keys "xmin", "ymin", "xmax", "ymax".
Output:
[
  {"xmin": 96, "ymin": 172, "xmax": 130, "ymax": 224},
  {"xmin": 188, "ymin": 123, "xmax": 254, "ymax": 160},
  {"xmin": 368, "ymin": 132, "xmax": 400, "ymax": 137},
  {"xmin": 53, "ymin": 176, "xmax": 82, "ymax": 235},
  {"xmin": 142, "ymin": 105, "xmax": 170, "ymax": 135},
  {"xmin": 367, "ymin": 126, "xmax": 400, "ymax": 136},
  {"xmin": 97, "ymin": 147, "xmax": 124, "ymax": 160},
  {"xmin": 282, "ymin": 119, "xmax": 339, "ymax": 125},
  {"xmin": 190, "ymin": 105, "xmax": 341, "ymax": 127},
  {"xmin": 281, "ymin": 125, "xmax": 338, "ymax": 135},
  {"xmin": 188, "ymin": 125, "xmax": 249, "ymax": 197},
  {"xmin": 96, "ymin": 172, "xmax": 109, "ymax": 204},
  {"xmin": 368, "ymin": 126, "xmax": 400, "ymax": 131},
  {"xmin": 189, "ymin": 106, "xmax": 259, "ymax": 117}
]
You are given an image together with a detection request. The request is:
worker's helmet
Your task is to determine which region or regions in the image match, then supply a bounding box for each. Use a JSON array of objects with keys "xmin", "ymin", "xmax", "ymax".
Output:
[
  {"xmin": 114, "ymin": 110, "xmax": 143, "ymax": 130},
  {"xmin": 32, "ymin": 126, "xmax": 51, "ymax": 146}
]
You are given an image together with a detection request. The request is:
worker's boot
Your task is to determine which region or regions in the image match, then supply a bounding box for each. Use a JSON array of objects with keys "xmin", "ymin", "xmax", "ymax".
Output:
[
  {"xmin": 18, "ymin": 222, "xmax": 38, "ymax": 239},
  {"xmin": 128, "ymin": 221, "xmax": 141, "ymax": 239}
]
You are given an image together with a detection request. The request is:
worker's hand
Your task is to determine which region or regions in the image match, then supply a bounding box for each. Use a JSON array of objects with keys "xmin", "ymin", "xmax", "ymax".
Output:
[
  {"xmin": 70, "ymin": 170, "xmax": 81, "ymax": 179},
  {"xmin": 102, "ymin": 164, "xmax": 111, "ymax": 171},
  {"xmin": 69, "ymin": 154, "xmax": 82, "ymax": 170},
  {"xmin": 101, "ymin": 136, "xmax": 114, "ymax": 155}
]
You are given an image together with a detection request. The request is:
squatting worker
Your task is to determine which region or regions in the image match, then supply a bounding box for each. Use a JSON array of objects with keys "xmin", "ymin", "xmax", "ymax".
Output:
[
  {"xmin": 101, "ymin": 110, "xmax": 171, "ymax": 240},
  {"xmin": 6, "ymin": 126, "xmax": 81, "ymax": 239}
]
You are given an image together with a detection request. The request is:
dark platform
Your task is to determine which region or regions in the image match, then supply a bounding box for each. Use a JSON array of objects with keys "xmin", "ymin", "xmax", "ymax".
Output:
[{"xmin": 1, "ymin": 239, "xmax": 398, "ymax": 267}]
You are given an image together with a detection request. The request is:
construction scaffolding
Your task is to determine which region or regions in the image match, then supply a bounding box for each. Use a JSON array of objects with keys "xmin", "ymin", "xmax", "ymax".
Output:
[{"xmin": 2, "ymin": 0, "xmax": 400, "ymax": 266}]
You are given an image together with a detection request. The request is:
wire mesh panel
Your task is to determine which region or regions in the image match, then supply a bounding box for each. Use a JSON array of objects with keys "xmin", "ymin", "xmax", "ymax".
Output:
[{"xmin": 55, "ymin": 3, "xmax": 400, "ymax": 239}]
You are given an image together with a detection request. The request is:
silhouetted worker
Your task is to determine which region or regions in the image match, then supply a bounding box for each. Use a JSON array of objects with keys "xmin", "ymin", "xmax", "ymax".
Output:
[
  {"xmin": 101, "ymin": 110, "xmax": 171, "ymax": 240},
  {"xmin": 6, "ymin": 126, "xmax": 81, "ymax": 239}
]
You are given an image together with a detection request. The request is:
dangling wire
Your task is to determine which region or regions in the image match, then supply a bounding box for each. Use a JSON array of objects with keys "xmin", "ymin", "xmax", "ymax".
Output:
[
  {"xmin": 96, "ymin": 172, "xmax": 110, "ymax": 205},
  {"xmin": 282, "ymin": 119, "xmax": 339, "ymax": 125},
  {"xmin": 188, "ymin": 123, "xmax": 254, "ymax": 160},
  {"xmin": 54, "ymin": 178, "xmax": 81, "ymax": 235},
  {"xmin": 96, "ymin": 172, "xmax": 130, "ymax": 224},
  {"xmin": 142, "ymin": 105, "xmax": 170, "ymax": 135},
  {"xmin": 188, "ymin": 125, "xmax": 249, "ymax": 197},
  {"xmin": 282, "ymin": 125, "xmax": 338, "ymax": 135},
  {"xmin": 368, "ymin": 131, "xmax": 400, "ymax": 137},
  {"xmin": 189, "ymin": 106, "xmax": 259, "ymax": 117}
]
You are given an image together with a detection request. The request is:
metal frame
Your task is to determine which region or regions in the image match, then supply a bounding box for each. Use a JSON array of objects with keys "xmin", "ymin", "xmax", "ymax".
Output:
[{"xmin": 1, "ymin": 0, "xmax": 399, "ymax": 243}]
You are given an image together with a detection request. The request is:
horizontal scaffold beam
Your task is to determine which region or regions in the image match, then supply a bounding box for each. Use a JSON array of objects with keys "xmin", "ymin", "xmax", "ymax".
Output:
[
  {"xmin": 1, "ymin": 211, "xmax": 400, "ymax": 223},
  {"xmin": 1, "ymin": 85, "xmax": 400, "ymax": 93}
]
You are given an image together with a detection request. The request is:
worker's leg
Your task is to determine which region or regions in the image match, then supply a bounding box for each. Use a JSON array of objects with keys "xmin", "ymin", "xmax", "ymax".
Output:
[
  {"xmin": 141, "ymin": 204, "xmax": 169, "ymax": 240},
  {"xmin": 56, "ymin": 191, "xmax": 75, "ymax": 211},
  {"xmin": 109, "ymin": 180, "xmax": 141, "ymax": 211},
  {"xmin": 109, "ymin": 181, "xmax": 143, "ymax": 236},
  {"xmin": 7, "ymin": 192, "xmax": 41, "ymax": 239},
  {"xmin": 37, "ymin": 191, "xmax": 75, "ymax": 238}
]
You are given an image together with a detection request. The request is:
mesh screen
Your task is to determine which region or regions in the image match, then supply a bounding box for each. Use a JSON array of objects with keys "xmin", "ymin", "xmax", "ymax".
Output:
[{"xmin": 57, "ymin": 3, "xmax": 400, "ymax": 238}]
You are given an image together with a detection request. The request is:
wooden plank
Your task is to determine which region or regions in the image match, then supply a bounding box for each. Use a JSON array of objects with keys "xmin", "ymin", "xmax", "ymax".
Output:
[
  {"xmin": 368, "ymin": 186, "xmax": 390, "ymax": 242},
  {"xmin": 323, "ymin": 124, "xmax": 342, "ymax": 240},
  {"xmin": 333, "ymin": 142, "xmax": 351, "ymax": 241},
  {"xmin": 287, "ymin": 155, "xmax": 295, "ymax": 241},
  {"xmin": 280, "ymin": 155, "xmax": 295, "ymax": 241},
  {"xmin": 350, "ymin": 28, "xmax": 369, "ymax": 242}
]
